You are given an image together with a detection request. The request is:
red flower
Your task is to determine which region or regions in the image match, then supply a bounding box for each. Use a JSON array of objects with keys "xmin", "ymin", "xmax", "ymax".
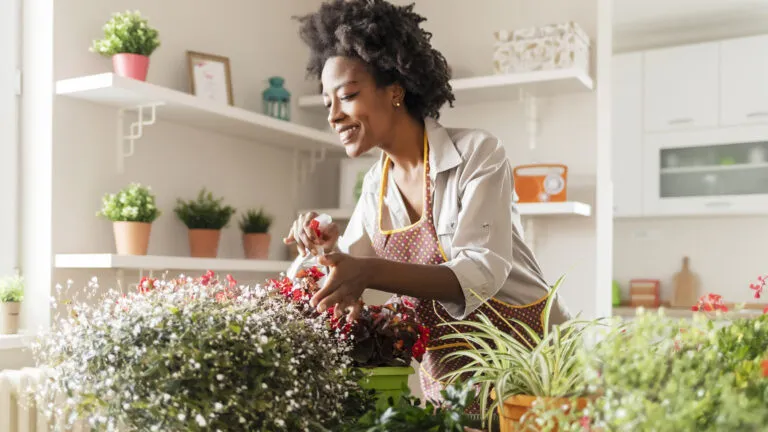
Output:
[
  {"xmin": 692, "ymin": 293, "xmax": 728, "ymax": 313},
  {"xmin": 750, "ymin": 275, "xmax": 766, "ymax": 299},
  {"xmin": 763, "ymin": 306, "xmax": 768, "ymax": 315},
  {"xmin": 137, "ymin": 276, "xmax": 157, "ymax": 294},
  {"xmin": 412, "ymin": 340, "xmax": 426, "ymax": 362},
  {"xmin": 762, "ymin": 359, "xmax": 768, "ymax": 378},
  {"xmin": 292, "ymin": 289, "xmax": 305, "ymax": 302},
  {"xmin": 200, "ymin": 270, "xmax": 215, "ymax": 286},
  {"xmin": 580, "ymin": 415, "xmax": 591, "ymax": 431},
  {"xmin": 226, "ymin": 274, "xmax": 237, "ymax": 288}
]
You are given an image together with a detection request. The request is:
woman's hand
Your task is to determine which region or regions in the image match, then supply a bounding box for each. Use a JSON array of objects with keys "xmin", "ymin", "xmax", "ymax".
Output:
[
  {"xmin": 311, "ymin": 253, "xmax": 368, "ymax": 321},
  {"xmin": 282, "ymin": 211, "xmax": 340, "ymax": 256}
]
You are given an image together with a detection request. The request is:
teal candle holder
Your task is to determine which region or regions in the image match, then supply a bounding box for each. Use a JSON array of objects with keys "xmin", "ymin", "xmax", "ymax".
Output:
[{"xmin": 262, "ymin": 76, "xmax": 291, "ymax": 121}]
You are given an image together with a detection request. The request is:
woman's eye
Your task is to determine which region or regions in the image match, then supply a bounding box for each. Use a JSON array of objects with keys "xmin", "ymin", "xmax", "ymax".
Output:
[{"xmin": 340, "ymin": 92, "xmax": 358, "ymax": 101}]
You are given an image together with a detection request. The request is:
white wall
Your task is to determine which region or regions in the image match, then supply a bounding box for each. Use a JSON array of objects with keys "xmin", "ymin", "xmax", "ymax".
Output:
[
  {"xmin": 378, "ymin": 0, "xmax": 612, "ymax": 319},
  {"xmin": 615, "ymin": 217, "xmax": 767, "ymax": 305},
  {"xmin": 50, "ymin": 0, "xmax": 338, "ymax": 292}
]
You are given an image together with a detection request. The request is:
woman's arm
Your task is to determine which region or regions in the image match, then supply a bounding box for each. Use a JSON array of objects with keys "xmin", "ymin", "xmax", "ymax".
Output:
[{"xmin": 364, "ymin": 257, "xmax": 464, "ymax": 304}]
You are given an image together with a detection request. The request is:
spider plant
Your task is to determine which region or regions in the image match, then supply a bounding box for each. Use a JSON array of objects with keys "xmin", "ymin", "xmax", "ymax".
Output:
[{"xmin": 439, "ymin": 275, "xmax": 605, "ymax": 428}]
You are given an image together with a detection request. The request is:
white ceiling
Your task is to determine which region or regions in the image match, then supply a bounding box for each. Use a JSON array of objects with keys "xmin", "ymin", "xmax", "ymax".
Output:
[{"xmin": 613, "ymin": 0, "xmax": 768, "ymax": 51}]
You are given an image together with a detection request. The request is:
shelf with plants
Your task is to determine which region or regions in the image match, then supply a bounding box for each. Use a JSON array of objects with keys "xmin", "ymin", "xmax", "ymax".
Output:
[
  {"xmin": 59, "ymin": 11, "xmax": 342, "ymax": 175},
  {"xmin": 297, "ymin": 68, "xmax": 594, "ymax": 111},
  {"xmin": 299, "ymin": 201, "xmax": 592, "ymax": 221},
  {"xmin": 55, "ymin": 184, "xmax": 291, "ymax": 276}
]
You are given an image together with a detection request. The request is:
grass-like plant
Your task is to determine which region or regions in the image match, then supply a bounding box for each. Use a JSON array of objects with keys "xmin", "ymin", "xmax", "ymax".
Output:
[
  {"xmin": 0, "ymin": 274, "xmax": 24, "ymax": 303},
  {"xmin": 174, "ymin": 188, "xmax": 236, "ymax": 230},
  {"xmin": 239, "ymin": 208, "xmax": 273, "ymax": 234},
  {"xmin": 440, "ymin": 276, "xmax": 603, "ymax": 428}
]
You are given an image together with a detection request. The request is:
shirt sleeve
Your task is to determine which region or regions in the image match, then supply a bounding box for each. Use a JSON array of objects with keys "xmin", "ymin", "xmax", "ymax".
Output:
[
  {"xmin": 336, "ymin": 192, "xmax": 376, "ymax": 257},
  {"xmin": 438, "ymin": 136, "xmax": 516, "ymax": 319}
]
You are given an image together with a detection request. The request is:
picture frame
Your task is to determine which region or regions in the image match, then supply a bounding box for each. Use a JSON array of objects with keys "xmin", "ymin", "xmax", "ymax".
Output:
[
  {"xmin": 186, "ymin": 50, "xmax": 234, "ymax": 106},
  {"xmin": 339, "ymin": 156, "xmax": 378, "ymax": 209}
]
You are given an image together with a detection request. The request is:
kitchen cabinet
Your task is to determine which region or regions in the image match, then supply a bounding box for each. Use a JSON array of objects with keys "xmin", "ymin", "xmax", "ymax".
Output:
[
  {"xmin": 643, "ymin": 126, "xmax": 768, "ymax": 216},
  {"xmin": 720, "ymin": 34, "xmax": 768, "ymax": 127},
  {"xmin": 643, "ymin": 42, "xmax": 719, "ymax": 132},
  {"xmin": 611, "ymin": 52, "xmax": 644, "ymax": 217}
]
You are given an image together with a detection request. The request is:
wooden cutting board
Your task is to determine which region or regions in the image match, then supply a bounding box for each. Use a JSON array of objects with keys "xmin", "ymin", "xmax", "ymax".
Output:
[{"xmin": 671, "ymin": 256, "xmax": 700, "ymax": 307}]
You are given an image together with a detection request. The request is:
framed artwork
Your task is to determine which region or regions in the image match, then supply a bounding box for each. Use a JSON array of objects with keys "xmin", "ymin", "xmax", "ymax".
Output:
[
  {"xmin": 186, "ymin": 50, "xmax": 233, "ymax": 105},
  {"xmin": 339, "ymin": 157, "xmax": 378, "ymax": 209}
]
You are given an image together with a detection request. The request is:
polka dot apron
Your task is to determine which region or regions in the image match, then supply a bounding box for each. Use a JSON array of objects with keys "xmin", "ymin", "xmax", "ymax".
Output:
[{"xmin": 371, "ymin": 132, "xmax": 548, "ymax": 415}]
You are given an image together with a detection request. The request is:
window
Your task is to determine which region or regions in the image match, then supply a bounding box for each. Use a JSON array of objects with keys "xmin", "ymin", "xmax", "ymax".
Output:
[{"xmin": 0, "ymin": 0, "xmax": 21, "ymax": 276}]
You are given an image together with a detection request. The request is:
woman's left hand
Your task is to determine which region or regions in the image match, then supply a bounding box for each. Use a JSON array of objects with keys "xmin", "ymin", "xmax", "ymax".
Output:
[{"xmin": 311, "ymin": 253, "xmax": 369, "ymax": 321}]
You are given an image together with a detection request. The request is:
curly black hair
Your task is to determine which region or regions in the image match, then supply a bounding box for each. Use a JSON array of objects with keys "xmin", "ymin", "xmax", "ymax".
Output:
[{"xmin": 295, "ymin": 0, "xmax": 455, "ymax": 120}]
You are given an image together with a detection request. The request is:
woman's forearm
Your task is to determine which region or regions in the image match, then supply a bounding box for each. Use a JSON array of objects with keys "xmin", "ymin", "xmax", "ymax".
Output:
[{"xmin": 362, "ymin": 257, "xmax": 465, "ymax": 305}]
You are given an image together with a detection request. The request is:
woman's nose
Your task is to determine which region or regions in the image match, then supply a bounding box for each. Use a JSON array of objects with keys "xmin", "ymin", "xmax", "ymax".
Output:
[{"xmin": 327, "ymin": 99, "xmax": 344, "ymax": 125}]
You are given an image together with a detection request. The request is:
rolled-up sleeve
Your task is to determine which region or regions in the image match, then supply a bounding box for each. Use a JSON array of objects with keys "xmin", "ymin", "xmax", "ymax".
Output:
[{"xmin": 439, "ymin": 137, "xmax": 515, "ymax": 319}]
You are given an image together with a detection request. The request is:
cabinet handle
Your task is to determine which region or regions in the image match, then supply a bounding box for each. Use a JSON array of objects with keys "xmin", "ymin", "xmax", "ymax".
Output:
[
  {"xmin": 746, "ymin": 112, "xmax": 768, "ymax": 118},
  {"xmin": 704, "ymin": 201, "xmax": 731, "ymax": 208},
  {"xmin": 667, "ymin": 118, "xmax": 693, "ymax": 125}
]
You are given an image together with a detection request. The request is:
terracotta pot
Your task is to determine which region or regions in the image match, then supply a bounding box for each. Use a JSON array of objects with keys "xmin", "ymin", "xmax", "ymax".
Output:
[
  {"xmin": 112, "ymin": 53, "xmax": 150, "ymax": 81},
  {"xmin": 493, "ymin": 392, "xmax": 591, "ymax": 432},
  {"xmin": 113, "ymin": 221, "xmax": 152, "ymax": 255},
  {"xmin": 188, "ymin": 229, "xmax": 221, "ymax": 258},
  {"xmin": 243, "ymin": 233, "xmax": 271, "ymax": 259},
  {"xmin": 1, "ymin": 302, "xmax": 21, "ymax": 335}
]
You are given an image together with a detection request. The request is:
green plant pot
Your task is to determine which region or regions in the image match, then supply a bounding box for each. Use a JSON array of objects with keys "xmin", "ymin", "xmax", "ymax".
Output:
[{"xmin": 357, "ymin": 366, "xmax": 415, "ymax": 410}]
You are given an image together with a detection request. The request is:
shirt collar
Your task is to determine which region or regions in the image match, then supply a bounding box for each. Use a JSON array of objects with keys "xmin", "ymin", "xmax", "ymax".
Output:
[{"xmin": 425, "ymin": 117, "xmax": 462, "ymax": 176}]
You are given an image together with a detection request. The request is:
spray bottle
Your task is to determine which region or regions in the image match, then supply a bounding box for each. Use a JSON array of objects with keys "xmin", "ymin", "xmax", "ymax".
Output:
[{"xmin": 286, "ymin": 213, "xmax": 333, "ymax": 279}]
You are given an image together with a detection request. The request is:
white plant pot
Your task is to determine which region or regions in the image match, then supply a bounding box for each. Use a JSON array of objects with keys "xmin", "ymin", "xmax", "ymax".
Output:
[{"xmin": 1, "ymin": 302, "xmax": 21, "ymax": 334}]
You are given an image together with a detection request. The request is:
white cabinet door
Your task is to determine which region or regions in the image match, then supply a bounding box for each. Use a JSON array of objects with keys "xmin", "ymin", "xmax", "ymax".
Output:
[
  {"xmin": 720, "ymin": 34, "xmax": 768, "ymax": 126},
  {"xmin": 643, "ymin": 126, "xmax": 768, "ymax": 216},
  {"xmin": 643, "ymin": 42, "xmax": 720, "ymax": 132},
  {"xmin": 611, "ymin": 52, "xmax": 644, "ymax": 217}
]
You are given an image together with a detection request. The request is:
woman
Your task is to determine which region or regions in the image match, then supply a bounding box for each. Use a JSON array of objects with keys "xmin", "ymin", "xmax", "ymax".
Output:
[{"xmin": 286, "ymin": 0, "xmax": 571, "ymax": 412}]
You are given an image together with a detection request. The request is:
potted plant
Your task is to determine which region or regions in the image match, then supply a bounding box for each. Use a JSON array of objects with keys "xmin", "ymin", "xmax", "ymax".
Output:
[
  {"xmin": 174, "ymin": 188, "xmax": 236, "ymax": 258},
  {"xmin": 97, "ymin": 183, "xmax": 161, "ymax": 255},
  {"xmin": 90, "ymin": 10, "xmax": 160, "ymax": 81},
  {"xmin": 0, "ymin": 274, "xmax": 23, "ymax": 335},
  {"xmin": 239, "ymin": 208, "xmax": 273, "ymax": 259},
  {"xmin": 441, "ymin": 276, "xmax": 600, "ymax": 431}
]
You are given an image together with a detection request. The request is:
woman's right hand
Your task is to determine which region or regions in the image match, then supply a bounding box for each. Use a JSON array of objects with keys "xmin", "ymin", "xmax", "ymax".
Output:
[{"xmin": 282, "ymin": 211, "xmax": 340, "ymax": 257}]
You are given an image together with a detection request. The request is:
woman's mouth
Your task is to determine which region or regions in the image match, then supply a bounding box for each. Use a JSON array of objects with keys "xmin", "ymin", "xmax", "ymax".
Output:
[{"xmin": 338, "ymin": 125, "xmax": 360, "ymax": 144}]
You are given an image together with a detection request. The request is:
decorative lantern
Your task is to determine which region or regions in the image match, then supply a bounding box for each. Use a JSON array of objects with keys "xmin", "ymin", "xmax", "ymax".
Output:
[{"xmin": 262, "ymin": 76, "xmax": 291, "ymax": 121}]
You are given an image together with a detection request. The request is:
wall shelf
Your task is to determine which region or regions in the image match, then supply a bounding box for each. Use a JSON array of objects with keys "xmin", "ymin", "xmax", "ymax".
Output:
[
  {"xmin": 0, "ymin": 335, "xmax": 29, "ymax": 351},
  {"xmin": 300, "ymin": 202, "xmax": 592, "ymax": 221},
  {"xmin": 55, "ymin": 73, "xmax": 343, "ymax": 154},
  {"xmin": 298, "ymin": 68, "xmax": 594, "ymax": 111},
  {"xmin": 54, "ymin": 253, "xmax": 292, "ymax": 274}
]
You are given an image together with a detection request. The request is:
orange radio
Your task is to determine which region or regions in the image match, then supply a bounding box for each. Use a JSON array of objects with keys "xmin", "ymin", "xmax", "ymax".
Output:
[{"xmin": 513, "ymin": 164, "xmax": 568, "ymax": 203}]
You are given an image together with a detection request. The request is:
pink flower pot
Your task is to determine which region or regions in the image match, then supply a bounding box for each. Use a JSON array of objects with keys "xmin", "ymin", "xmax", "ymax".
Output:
[{"xmin": 112, "ymin": 53, "xmax": 150, "ymax": 81}]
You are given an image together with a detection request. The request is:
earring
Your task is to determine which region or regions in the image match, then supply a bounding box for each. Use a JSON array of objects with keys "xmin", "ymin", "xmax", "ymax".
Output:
[{"xmin": 394, "ymin": 101, "xmax": 401, "ymax": 107}]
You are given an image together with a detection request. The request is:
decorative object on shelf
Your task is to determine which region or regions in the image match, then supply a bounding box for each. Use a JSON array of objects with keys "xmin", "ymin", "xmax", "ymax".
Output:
[
  {"xmin": 339, "ymin": 157, "xmax": 376, "ymax": 209},
  {"xmin": 186, "ymin": 50, "xmax": 234, "ymax": 106},
  {"xmin": 749, "ymin": 145, "xmax": 766, "ymax": 164},
  {"xmin": 671, "ymin": 256, "xmax": 700, "ymax": 308},
  {"xmin": 493, "ymin": 21, "xmax": 590, "ymax": 75},
  {"xmin": 262, "ymin": 76, "xmax": 291, "ymax": 121},
  {"xmin": 90, "ymin": 10, "xmax": 160, "ymax": 81},
  {"xmin": 239, "ymin": 208, "xmax": 273, "ymax": 260},
  {"xmin": 513, "ymin": 163, "xmax": 568, "ymax": 203},
  {"xmin": 629, "ymin": 279, "xmax": 661, "ymax": 307},
  {"xmin": 612, "ymin": 280, "xmax": 622, "ymax": 307},
  {"xmin": 97, "ymin": 183, "xmax": 161, "ymax": 256},
  {"xmin": 174, "ymin": 188, "xmax": 236, "ymax": 258},
  {"xmin": 0, "ymin": 273, "xmax": 23, "ymax": 335}
]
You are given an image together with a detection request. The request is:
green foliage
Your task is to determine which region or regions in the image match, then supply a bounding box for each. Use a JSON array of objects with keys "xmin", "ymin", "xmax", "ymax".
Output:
[
  {"xmin": 239, "ymin": 208, "xmax": 273, "ymax": 234},
  {"xmin": 0, "ymin": 274, "xmax": 23, "ymax": 303},
  {"xmin": 174, "ymin": 188, "xmax": 236, "ymax": 230},
  {"xmin": 524, "ymin": 310, "xmax": 768, "ymax": 431},
  {"xmin": 90, "ymin": 10, "xmax": 160, "ymax": 57},
  {"xmin": 97, "ymin": 183, "xmax": 161, "ymax": 223},
  {"xmin": 342, "ymin": 382, "xmax": 475, "ymax": 432},
  {"xmin": 441, "ymin": 276, "xmax": 602, "ymax": 428}
]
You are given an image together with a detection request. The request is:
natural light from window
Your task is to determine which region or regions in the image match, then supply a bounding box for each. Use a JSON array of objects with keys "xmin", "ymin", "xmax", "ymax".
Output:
[{"xmin": 0, "ymin": 0, "xmax": 20, "ymax": 277}]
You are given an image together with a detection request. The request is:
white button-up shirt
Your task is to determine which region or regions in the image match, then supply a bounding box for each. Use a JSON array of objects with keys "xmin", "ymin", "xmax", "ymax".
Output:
[{"xmin": 330, "ymin": 118, "xmax": 571, "ymax": 324}]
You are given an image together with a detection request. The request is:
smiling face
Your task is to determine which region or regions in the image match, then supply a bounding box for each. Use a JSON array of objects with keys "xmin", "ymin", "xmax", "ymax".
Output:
[{"xmin": 321, "ymin": 56, "xmax": 404, "ymax": 158}]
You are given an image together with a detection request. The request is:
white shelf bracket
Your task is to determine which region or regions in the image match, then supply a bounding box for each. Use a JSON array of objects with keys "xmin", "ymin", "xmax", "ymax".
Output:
[{"xmin": 116, "ymin": 103, "xmax": 163, "ymax": 173}]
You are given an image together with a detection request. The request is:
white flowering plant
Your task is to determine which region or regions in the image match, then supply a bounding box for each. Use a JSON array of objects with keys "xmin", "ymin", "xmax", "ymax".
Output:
[
  {"xmin": 90, "ymin": 10, "xmax": 160, "ymax": 57},
  {"xmin": 32, "ymin": 271, "xmax": 374, "ymax": 431},
  {"xmin": 97, "ymin": 183, "xmax": 161, "ymax": 223}
]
